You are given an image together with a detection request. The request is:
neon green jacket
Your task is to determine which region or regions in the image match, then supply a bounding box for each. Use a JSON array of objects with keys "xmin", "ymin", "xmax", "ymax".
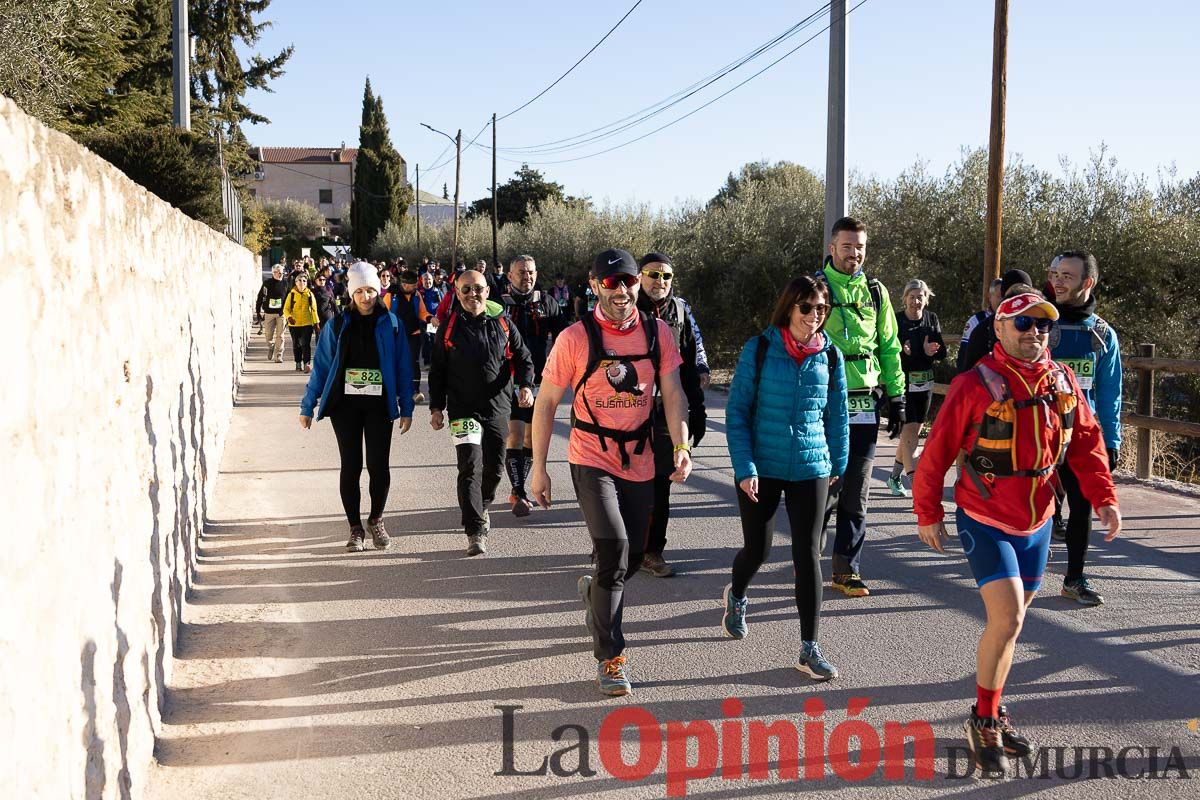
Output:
[{"xmin": 818, "ymin": 265, "xmax": 905, "ymax": 397}]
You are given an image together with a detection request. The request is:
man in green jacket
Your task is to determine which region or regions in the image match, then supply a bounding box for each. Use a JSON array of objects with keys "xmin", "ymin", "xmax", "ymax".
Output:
[{"xmin": 818, "ymin": 216, "xmax": 906, "ymax": 597}]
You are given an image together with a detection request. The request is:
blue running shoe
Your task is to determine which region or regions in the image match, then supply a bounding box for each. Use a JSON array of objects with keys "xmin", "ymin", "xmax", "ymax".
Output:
[
  {"xmin": 577, "ymin": 575, "xmax": 595, "ymax": 636},
  {"xmin": 796, "ymin": 640, "xmax": 838, "ymax": 681},
  {"xmin": 597, "ymin": 656, "xmax": 631, "ymax": 696},
  {"xmin": 721, "ymin": 584, "xmax": 748, "ymax": 639}
]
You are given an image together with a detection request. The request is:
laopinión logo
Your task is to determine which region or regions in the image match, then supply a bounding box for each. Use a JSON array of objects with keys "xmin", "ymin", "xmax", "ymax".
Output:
[{"xmin": 495, "ymin": 700, "xmax": 1193, "ymax": 797}]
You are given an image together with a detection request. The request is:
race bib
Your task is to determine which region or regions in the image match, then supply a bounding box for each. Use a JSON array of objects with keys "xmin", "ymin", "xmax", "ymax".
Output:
[
  {"xmin": 268, "ymin": 298, "xmax": 283, "ymax": 310},
  {"xmin": 450, "ymin": 417, "xmax": 482, "ymax": 446},
  {"xmin": 344, "ymin": 367, "xmax": 383, "ymax": 396},
  {"xmin": 1059, "ymin": 358, "xmax": 1095, "ymax": 390},
  {"xmin": 907, "ymin": 369, "xmax": 934, "ymax": 393},
  {"xmin": 847, "ymin": 393, "xmax": 877, "ymax": 426}
]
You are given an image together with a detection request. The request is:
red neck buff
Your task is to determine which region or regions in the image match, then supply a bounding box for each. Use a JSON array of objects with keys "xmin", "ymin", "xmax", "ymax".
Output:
[
  {"xmin": 593, "ymin": 302, "xmax": 639, "ymax": 335},
  {"xmin": 781, "ymin": 328, "xmax": 825, "ymax": 365}
]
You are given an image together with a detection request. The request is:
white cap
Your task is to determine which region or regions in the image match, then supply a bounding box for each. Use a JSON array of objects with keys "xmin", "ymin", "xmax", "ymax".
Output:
[{"xmin": 347, "ymin": 261, "xmax": 380, "ymax": 295}]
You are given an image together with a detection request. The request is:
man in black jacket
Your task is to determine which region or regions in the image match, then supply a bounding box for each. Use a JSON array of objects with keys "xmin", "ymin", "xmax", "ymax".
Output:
[
  {"xmin": 957, "ymin": 269, "xmax": 1032, "ymax": 374},
  {"xmin": 635, "ymin": 252, "xmax": 707, "ymax": 577},
  {"xmin": 256, "ymin": 263, "xmax": 289, "ymax": 362},
  {"xmin": 498, "ymin": 255, "xmax": 561, "ymax": 516},
  {"xmin": 430, "ymin": 270, "xmax": 535, "ymax": 556}
]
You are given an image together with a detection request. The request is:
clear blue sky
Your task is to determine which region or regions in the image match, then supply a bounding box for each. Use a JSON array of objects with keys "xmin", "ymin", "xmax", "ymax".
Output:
[{"xmin": 243, "ymin": 0, "xmax": 1200, "ymax": 210}]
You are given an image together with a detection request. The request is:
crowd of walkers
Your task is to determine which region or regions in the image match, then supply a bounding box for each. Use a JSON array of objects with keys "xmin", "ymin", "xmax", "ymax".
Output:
[{"xmin": 261, "ymin": 218, "xmax": 1126, "ymax": 774}]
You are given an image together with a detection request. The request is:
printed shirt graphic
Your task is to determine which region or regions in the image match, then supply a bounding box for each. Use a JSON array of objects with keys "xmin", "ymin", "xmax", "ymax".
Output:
[{"xmin": 543, "ymin": 318, "xmax": 683, "ymax": 482}]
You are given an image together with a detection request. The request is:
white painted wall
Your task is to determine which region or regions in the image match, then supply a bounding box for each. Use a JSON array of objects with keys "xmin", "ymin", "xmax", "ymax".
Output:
[{"xmin": 0, "ymin": 96, "xmax": 258, "ymax": 799}]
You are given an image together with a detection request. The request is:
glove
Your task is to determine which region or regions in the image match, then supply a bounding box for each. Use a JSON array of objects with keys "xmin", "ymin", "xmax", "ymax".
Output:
[
  {"xmin": 1108, "ymin": 448, "xmax": 1119, "ymax": 472},
  {"xmin": 886, "ymin": 395, "xmax": 906, "ymax": 439},
  {"xmin": 689, "ymin": 408, "xmax": 707, "ymax": 447}
]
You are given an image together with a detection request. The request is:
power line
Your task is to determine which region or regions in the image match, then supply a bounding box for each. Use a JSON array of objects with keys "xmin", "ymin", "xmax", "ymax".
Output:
[
  {"xmin": 497, "ymin": 0, "xmax": 872, "ymax": 166},
  {"xmin": 485, "ymin": 3, "xmax": 830, "ymax": 156},
  {"xmin": 496, "ymin": 0, "xmax": 647, "ymax": 123}
]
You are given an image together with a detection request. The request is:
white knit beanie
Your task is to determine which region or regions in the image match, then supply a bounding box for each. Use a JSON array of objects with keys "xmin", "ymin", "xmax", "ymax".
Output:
[{"xmin": 347, "ymin": 261, "xmax": 381, "ymax": 295}]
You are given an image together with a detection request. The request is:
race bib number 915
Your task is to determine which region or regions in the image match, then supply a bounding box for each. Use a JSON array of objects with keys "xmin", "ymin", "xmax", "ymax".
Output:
[{"xmin": 847, "ymin": 393, "xmax": 877, "ymax": 426}]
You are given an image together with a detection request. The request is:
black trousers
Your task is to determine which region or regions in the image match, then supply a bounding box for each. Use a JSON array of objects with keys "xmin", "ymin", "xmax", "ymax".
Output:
[
  {"xmin": 571, "ymin": 464, "xmax": 653, "ymax": 661},
  {"xmin": 824, "ymin": 421, "xmax": 879, "ymax": 575},
  {"xmin": 1058, "ymin": 462, "xmax": 1093, "ymax": 581},
  {"xmin": 330, "ymin": 405, "xmax": 394, "ymax": 527},
  {"xmin": 289, "ymin": 325, "xmax": 314, "ymax": 365},
  {"xmin": 647, "ymin": 415, "xmax": 675, "ymax": 555},
  {"xmin": 456, "ymin": 414, "xmax": 507, "ymax": 535},
  {"xmin": 408, "ymin": 333, "xmax": 422, "ymax": 394},
  {"xmin": 732, "ymin": 477, "xmax": 829, "ymax": 641}
]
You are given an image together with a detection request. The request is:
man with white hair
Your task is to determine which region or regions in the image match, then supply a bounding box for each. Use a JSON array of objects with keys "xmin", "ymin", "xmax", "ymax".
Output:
[{"xmin": 257, "ymin": 263, "xmax": 289, "ymax": 362}]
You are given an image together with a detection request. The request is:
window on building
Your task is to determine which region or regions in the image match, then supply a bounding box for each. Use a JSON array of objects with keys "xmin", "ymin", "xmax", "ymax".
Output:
[{"xmin": 319, "ymin": 189, "xmax": 333, "ymax": 204}]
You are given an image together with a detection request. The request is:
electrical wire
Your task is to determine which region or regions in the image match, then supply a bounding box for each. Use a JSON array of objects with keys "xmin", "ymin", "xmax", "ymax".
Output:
[
  {"xmin": 490, "ymin": 0, "xmax": 871, "ymax": 166},
  {"xmin": 496, "ymin": 0, "xmax": 647, "ymax": 122},
  {"xmin": 485, "ymin": 3, "xmax": 830, "ymax": 156}
]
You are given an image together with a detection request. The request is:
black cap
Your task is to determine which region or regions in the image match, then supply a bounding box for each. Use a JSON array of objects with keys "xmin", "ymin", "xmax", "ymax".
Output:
[
  {"xmin": 638, "ymin": 252, "xmax": 672, "ymax": 268},
  {"xmin": 592, "ymin": 248, "xmax": 638, "ymax": 279},
  {"xmin": 1000, "ymin": 269, "xmax": 1033, "ymax": 294}
]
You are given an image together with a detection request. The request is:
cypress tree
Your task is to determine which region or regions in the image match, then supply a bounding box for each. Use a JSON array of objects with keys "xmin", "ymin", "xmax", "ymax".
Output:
[{"xmin": 352, "ymin": 78, "xmax": 412, "ymax": 256}]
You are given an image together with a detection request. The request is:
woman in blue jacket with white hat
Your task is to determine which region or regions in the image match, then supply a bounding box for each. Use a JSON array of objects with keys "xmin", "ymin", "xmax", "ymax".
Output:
[
  {"xmin": 301, "ymin": 261, "xmax": 414, "ymax": 553},
  {"xmin": 721, "ymin": 275, "xmax": 849, "ymax": 680}
]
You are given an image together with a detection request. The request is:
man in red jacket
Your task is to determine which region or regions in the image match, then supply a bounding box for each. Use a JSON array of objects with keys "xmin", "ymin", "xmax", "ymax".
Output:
[{"xmin": 912, "ymin": 288, "xmax": 1122, "ymax": 774}]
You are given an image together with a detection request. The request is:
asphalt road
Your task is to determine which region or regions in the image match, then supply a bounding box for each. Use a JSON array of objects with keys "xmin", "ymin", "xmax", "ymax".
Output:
[{"xmin": 146, "ymin": 336, "xmax": 1200, "ymax": 800}]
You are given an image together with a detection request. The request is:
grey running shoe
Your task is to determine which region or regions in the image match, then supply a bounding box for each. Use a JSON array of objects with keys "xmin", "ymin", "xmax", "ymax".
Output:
[
  {"xmin": 640, "ymin": 552, "xmax": 675, "ymax": 577},
  {"xmin": 721, "ymin": 584, "xmax": 748, "ymax": 639},
  {"xmin": 796, "ymin": 641, "xmax": 838, "ymax": 681},
  {"xmin": 964, "ymin": 709, "xmax": 1009, "ymax": 775},
  {"xmin": 367, "ymin": 517, "xmax": 390, "ymax": 550},
  {"xmin": 1062, "ymin": 576, "xmax": 1104, "ymax": 606},
  {"xmin": 466, "ymin": 533, "xmax": 487, "ymax": 556},
  {"xmin": 577, "ymin": 575, "xmax": 595, "ymax": 636},
  {"xmin": 345, "ymin": 526, "xmax": 366, "ymax": 552},
  {"xmin": 597, "ymin": 656, "xmax": 631, "ymax": 697}
]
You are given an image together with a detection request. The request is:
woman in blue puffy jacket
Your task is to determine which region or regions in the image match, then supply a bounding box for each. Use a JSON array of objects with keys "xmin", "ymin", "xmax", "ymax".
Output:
[
  {"xmin": 720, "ymin": 275, "xmax": 849, "ymax": 680},
  {"xmin": 300, "ymin": 262, "xmax": 414, "ymax": 553}
]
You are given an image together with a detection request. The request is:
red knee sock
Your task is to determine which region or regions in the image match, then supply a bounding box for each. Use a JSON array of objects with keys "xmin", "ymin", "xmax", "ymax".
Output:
[{"xmin": 976, "ymin": 684, "xmax": 1002, "ymax": 719}]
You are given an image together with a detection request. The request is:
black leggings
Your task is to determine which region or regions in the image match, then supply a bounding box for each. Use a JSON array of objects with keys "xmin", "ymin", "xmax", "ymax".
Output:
[
  {"xmin": 330, "ymin": 405, "xmax": 394, "ymax": 527},
  {"xmin": 290, "ymin": 325, "xmax": 314, "ymax": 365},
  {"xmin": 731, "ymin": 476, "xmax": 829, "ymax": 641}
]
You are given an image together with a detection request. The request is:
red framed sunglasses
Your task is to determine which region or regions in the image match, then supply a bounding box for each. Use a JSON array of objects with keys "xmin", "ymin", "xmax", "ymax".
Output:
[{"xmin": 597, "ymin": 274, "xmax": 638, "ymax": 290}]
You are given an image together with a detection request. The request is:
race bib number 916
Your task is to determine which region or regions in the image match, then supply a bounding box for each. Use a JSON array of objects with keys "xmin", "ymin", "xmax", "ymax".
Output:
[{"xmin": 1059, "ymin": 358, "xmax": 1095, "ymax": 390}]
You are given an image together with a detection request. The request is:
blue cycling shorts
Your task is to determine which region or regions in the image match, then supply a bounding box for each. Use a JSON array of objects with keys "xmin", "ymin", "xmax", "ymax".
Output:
[{"xmin": 955, "ymin": 508, "xmax": 1051, "ymax": 592}]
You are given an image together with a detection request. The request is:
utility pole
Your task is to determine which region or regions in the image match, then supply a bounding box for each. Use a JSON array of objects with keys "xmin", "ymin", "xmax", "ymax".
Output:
[
  {"xmin": 983, "ymin": 0, "xmax": 1009, "ymax": 308},
  {"xmin": 452, "ymin": 128, "xmax": 462, "ymax": 270},
  {"xmin": 491, "ymin": 113, "xmax": 499, "ymax": 271},
  {"xmin": 823, "ymin": 0, "xmax": 847, "ymax": 254},
  {"xmin": 171, "ymin": 0, "xmax": 190, "ymax": 130},
  {"xmin": 415, "ymin": 163, "xmax": 421, "ymax": 254}
]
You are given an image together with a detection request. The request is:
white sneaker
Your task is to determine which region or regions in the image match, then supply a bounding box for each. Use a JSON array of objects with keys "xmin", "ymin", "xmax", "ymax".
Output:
[{"xmin": 412, "ymin": 392, "xmax": 426, "ymax": 404}]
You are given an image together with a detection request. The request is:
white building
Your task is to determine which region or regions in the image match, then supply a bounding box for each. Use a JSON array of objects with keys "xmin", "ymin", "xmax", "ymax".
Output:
[{"xmin": 409, "ymin": 189, "xmax": 461, "ymax": 226}]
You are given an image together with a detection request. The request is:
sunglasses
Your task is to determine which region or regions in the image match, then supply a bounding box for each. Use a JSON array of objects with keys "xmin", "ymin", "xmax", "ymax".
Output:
[
  {"xmin": 795, "ymin": 302, "xmax": 829, "ymax": 316},
  {"xmin": 597, "ymin": 274, "xmax": 638, "ymax": 291},
  {"xmin": 642, "ymin": 269, "xmax": 673, "ymax": 281},
  {"xmin": 1011, "ymin": 315, "xmax": 1055, "ymax": 333},
  {"xmin": 458, "ymin": 285, "xmax": 487, "ymax": 296}
]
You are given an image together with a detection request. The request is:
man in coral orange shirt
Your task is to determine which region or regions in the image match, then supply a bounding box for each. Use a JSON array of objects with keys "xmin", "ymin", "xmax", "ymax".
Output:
[
  {"xmin": 912, "ymin": 286, "xmax": 1121, "ymax": 774},
  {"xmin": 529, "ymin": 248, "xmax": 693, "ymax": 698}
]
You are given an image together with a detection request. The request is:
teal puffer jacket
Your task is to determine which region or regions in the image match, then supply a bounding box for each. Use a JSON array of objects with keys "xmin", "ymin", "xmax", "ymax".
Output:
[{"xmin": 726, "ymin": 327, "xmax": 849, "ymax": 483}]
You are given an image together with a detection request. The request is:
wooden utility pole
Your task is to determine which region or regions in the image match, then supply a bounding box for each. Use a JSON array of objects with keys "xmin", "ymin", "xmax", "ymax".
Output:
[
  {"xmin": 983, "ymin": 0, "xmax": 1009, "ymax": 308},
  {"xmin": 491, "ymin": 113, "xmax": 499, "ymax": 271},
  {"xmin": 415, "ymin": 163, "xmax": 421, "ymax": 253},
  {"xmin": 452, "ymin": 128, "xmax": 462, "ymax": 269},
  {"xmin": 823, "ymin": 0, "xmax": 848, "ymax": 253}
]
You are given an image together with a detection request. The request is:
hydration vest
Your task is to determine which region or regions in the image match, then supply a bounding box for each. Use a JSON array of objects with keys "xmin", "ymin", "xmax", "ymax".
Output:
[
  {"xmin": 570, "ymin": 312, "xmax": 661, "ymax": 469},
  {"xmin": 962, "ymin": 361, "xmax": 1078, "ymax": 500},
  {"xmin": 502, "ymin": 290, "xmax": 548, "ymax": 338}
]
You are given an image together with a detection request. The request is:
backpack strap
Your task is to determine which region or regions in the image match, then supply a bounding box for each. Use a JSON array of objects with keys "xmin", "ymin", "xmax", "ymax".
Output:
[
  {"xmin": 748, "ymin": 334, "xmax": 770, "ymax": 423},
  {"xmin": 442, "ymin": 311, "xmax": 459, "ymax": 349}
]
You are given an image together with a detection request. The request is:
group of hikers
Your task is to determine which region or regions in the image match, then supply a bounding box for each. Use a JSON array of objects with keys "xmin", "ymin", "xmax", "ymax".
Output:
[{"xmin": 259, "ymin": 215, "xmax": 1125, "ymax": 774}]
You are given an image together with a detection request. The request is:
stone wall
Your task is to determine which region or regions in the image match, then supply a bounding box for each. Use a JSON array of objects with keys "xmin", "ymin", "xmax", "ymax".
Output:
[{"xmin": 0, "ymin": 97, "xmax": 258, "ymax": 799}]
